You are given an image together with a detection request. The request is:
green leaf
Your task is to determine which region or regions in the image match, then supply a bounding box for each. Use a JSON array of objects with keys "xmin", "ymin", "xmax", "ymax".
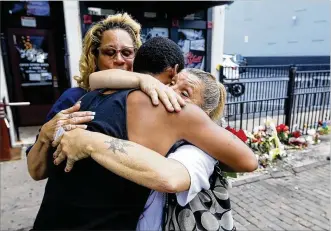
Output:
[{"xmin": 224, "ymin": 172, "xmax": 237, "ymax": 178}]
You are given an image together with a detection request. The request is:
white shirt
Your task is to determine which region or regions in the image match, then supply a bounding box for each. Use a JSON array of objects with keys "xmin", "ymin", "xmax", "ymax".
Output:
[{"xmin": 136, "ymin": 145, "xmax": 217, "ymax": 231}]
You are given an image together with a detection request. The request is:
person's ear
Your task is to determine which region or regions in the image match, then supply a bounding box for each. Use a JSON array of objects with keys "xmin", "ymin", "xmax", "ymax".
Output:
[
  {"xmin": 169, "ymin": 74, "xmax": 178, "ymax": 86},
  {"xmin": 165, "ymin": 66, "xmax": 177, "ymax": 79},
  {"xmin": 173, "ymin": 64, "xmax": 179, "ymax": 76},
  {"xmin": 205, "ymin": 109, "xmax": 212, "ymax": 116}
]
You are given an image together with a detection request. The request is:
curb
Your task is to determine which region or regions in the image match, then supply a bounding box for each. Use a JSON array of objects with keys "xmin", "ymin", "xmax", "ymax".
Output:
[{"xmin": 230, "ymin": 160, "xmax": 330, "ymax": 187}]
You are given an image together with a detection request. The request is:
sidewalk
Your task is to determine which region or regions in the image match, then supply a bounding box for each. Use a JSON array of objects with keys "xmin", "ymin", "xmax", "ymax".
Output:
[
  {"xmin": 231, "ymin": 164, "xmax": 330, "ymax": 231},
  {"xmin": 229, "ymin": 135, "xmax": 330, "ymax": 187},
  {"xmin": 0, "ymin": 128, "xmax": 330, "ymax": 230}
]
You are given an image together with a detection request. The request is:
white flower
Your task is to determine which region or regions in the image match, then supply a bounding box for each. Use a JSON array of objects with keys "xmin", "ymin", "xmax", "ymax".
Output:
[
  {"xmin": 306, "ymin": 136, "xmax": 314, "ymax": 145},
  {"xmin": 307, "ymin": 129, "xmax": 316, "ymax": 136}
]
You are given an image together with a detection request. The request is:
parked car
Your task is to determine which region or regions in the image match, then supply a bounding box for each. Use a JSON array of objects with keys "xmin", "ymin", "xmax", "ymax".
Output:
[
  {"xmin": 221, "ymin": 54, "xmax": 240, "ymax": 80},
  {"xmin": 219, "ymin": 54, "xmax": 246, "ymax": 98},
  {"xmin": 232, "ymin": 54, "xmax": 247, "ymax": 73}
]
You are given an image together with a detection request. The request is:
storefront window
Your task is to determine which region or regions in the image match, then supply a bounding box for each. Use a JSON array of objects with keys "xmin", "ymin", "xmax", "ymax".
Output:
[
  {"xmin": 182, "ymin": 10, "xmax": 206, "ymax": 20},
  {"xmin": 141, "ymin": 27, "xmax": 169, "ymax": 44},
  {"xmin": 8, "ymin": 1, "xmax": 50, "ymax": 16},
  {"xmin": 13, "ymin": 34, "xmax": 52, "ymax": 85},
  {"xmin": 178, "ymin": 29, "xmax": 205, "ymax": 69}
]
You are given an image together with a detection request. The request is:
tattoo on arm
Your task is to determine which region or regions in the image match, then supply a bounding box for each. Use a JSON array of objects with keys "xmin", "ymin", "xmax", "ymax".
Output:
[{"xmin": 104, "ymin": 138, "xmax": 133, "ymax": 154}]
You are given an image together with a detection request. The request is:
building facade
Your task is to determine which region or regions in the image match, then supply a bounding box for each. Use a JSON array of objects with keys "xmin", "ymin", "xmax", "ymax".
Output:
[
  {"xmin": 0, "ymin": 1, "xmax": 229, "ymax": 146},
  {"xmin": 223, "ymin": 0, "xmax": 330, "ymax": 65}
]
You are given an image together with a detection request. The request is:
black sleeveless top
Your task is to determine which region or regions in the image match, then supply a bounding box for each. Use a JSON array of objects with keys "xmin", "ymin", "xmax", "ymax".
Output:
[{"xmin": 33, "ymin": 89, "xmax": 151, "ymax": 230}]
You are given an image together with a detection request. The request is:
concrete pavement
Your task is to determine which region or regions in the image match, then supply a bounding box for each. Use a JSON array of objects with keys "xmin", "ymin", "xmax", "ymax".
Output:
[
  {"xmin": 231, "ymin": 164, "xmax": 330, "ymax": 231},
  {"xmin": 0, "ymin": 144, "xmax": 330, "ymax": 230}
]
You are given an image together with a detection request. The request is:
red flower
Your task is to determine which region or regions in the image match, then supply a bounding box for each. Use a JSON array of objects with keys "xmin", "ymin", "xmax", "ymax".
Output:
[
  {"xmin": 225, "ymin": 126, "xmax": 236, "ymax": 135},
  {"xmin": 318, "ymin": 120, "xmax": 323, "ymax": 126},
  {"xmin": 276, "ymin": 124, "xmax": 288, "ymax": 133},
  {"xmin": 292, "ymin": 131, "xmax": 301, "ymax": 138},
  {"xmin": 252, "ymin": 137, "xmax": 261, "ymax": 143},
  {"xmin": 225, "ymin": 126, "xmax": 248, "ymax": 143},
  {"xmin": 237, "ymin": 129, "xmax": 248, "ymax": 143}
]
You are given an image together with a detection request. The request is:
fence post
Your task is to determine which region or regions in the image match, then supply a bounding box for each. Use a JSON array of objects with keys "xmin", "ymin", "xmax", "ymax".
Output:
[
  {"xmin": 285, "ymin": 66, "xmax": 296, "ymax": 128},
  {"xmin": 239, "ymin": 102, "xmax": 244, "ymax": 129},
  {"xmin": 219, "ymin": 65, "xmax": 225, "ymax": 83}
]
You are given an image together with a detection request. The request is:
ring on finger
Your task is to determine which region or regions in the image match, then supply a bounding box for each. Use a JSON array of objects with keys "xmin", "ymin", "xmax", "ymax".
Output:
[
  {"xmin": 53, "ymin": 144, "xmax": 62, "ymax": 159},
  {"xmin": 63, "ymin": 124, "xmax": 72, "ymax": 131}
]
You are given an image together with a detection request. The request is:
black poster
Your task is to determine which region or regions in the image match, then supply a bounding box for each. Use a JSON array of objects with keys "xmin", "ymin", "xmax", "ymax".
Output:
[
  {"xmin": 177, "ymin": 29, "xmax": 205, "ymax": 70},
  {"xmin": 9, "ymin": 1, "xmax": 50, "ymax": 16},
  {"xmin": 141, "ymin": 27, "xmax": 169, "ymax": 44},
  {"xmin": 13, "ymin": 34, "xmax": 52, "ymax": 86}
]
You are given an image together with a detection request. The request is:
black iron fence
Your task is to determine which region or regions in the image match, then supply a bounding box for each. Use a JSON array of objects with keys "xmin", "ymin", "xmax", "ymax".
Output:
[{"xmin": 219, "ymin": 65, "xmax": 330, "ymax": 134}]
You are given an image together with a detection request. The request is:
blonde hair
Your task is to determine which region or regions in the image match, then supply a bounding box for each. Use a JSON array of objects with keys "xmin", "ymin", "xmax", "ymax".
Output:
[
  {"xmin": 74, "ymin": 13, "xmax": 142, "ymax": 90},
  {"xmin": 185, "ymin": 68, "xmax": 227, "ymax": 122}
]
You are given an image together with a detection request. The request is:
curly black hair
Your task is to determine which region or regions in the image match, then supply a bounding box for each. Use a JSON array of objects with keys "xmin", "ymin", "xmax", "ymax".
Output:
[{"xmin": 133, "ymin": 37, "xmax": 185, "ymax": 74}]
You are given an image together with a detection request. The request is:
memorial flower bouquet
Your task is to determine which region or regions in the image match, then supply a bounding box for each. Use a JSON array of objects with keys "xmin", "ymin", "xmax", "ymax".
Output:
[
  {"xmin": 317, "ymin": 120, "xmax": 330, "ymax": 135},
  {"xmin": 287, "ymin": 125, "xmax": 308, "ymax": 149},
  {"xmin": 306, "ymin": 128, "xmax": 321, "ymax": 145},
  {"xmin": 243, "ymin": 117, "xmax": 286, "ymax": 168}
]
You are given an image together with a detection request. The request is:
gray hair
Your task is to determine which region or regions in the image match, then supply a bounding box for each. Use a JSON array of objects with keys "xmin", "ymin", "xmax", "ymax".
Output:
[{"xmin": 185, "ymin": 68, "xmax": 226, "ymax": 121}]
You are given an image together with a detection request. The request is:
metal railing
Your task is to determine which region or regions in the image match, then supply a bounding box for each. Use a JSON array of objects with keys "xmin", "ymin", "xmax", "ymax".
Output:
[{"xmin": 219, "ymin": 65, "xmax": 331, "ymax": 133}]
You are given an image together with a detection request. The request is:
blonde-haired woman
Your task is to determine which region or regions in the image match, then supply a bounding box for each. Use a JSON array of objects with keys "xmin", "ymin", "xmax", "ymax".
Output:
[
  {"xmin": 50, "ymin": 67, "xmax": 235, "ymax": 230},
  {"xmin": 90, "ymin": 68, "xmax": 232, "ymax": 230},
  {"xmin": 27, "ymin": 13, "xmax": 182, "ymax": 180}
]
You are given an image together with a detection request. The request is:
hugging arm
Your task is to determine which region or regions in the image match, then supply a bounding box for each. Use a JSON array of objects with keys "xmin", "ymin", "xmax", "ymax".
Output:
[
  {"xmin": 27, "ymin": 99, "xmax": 94, "ymax": 181},
  {"xmin": 91, "ymin": 135, "xmax": 190, "ymax": 193},
  {"xmin": 128, "ymin": 92, "xmax": 258, "ymax": 173},
  {"xmin": 53, "ymin": 128, "xmax": 191, "ymax": 193},
  {"xmin": 89, "ymin": 69, "xmax": 142, "ymax": 90},
  {"xmin": 176, "ymin": 104, "xmax": 258, "ymax": 172},
  {"xmin": 89, "ymin": 69, "xmax": 185, "ymax": 112}
]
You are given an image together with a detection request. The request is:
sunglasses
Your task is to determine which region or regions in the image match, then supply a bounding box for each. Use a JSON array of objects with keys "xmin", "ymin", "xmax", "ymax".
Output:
[{"xmin": 98, "ymin": 46, "xmax": 136, "ymax": 60}]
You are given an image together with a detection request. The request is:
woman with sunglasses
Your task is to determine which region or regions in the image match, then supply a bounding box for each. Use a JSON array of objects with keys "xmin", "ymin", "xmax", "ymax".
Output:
[{"xmin": 27, "ymin": 13, "xmax": 183, "ymax": 180}]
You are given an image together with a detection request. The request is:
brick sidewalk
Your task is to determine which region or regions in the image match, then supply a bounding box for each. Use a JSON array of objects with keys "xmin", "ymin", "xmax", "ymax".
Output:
[
  {"xmin": 231, "ymin": 164, "xmax": 330, "ymax": 231},
  {"xmin": 1, "ymin": 143, "xmax": 330, "ymax": 230}
]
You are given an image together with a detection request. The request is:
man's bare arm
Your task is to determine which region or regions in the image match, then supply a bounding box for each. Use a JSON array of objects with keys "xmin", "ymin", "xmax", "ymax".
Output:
[
  {"xmin": 53, "ymin": 128, "xmax": 190, "ymax": 193},
  {"xmin": 90, "ymin": 133, "xmax": 190, "ymax": 193},
  {"xmin": 127, "ymin": 91, "xmax": 257, "ymax": 172}
]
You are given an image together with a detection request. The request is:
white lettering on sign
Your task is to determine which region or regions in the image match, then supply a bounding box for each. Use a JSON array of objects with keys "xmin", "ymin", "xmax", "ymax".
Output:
[{"xmin": 21, "ymin": 17, "xmax": 37, "ymax": 27}]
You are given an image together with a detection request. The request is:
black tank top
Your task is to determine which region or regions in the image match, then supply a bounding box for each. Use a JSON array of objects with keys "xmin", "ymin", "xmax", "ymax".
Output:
[{"xmin": 33, "ymin": 89, "xmax": 151, "ymax": 230}]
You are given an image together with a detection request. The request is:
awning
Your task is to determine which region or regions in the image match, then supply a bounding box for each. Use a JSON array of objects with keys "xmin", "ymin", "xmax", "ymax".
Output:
[{"xmin": 82, "ymin": 1, "xmax": 233, "ymax": 18}]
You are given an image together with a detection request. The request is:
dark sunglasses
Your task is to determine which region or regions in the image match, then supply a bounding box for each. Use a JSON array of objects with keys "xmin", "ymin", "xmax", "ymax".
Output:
[{"xmin": 98, "ymin": 46, "xmax": 136, "ymax": 60}]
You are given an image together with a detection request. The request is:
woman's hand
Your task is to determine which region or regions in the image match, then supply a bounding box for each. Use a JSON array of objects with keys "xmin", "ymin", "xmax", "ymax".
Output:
[
  {"xmin": 40, "ymin": 101, "xmax": 95, "ymax": 144},
  {"xmin": 138, "ymin": 74, "xmax": 186, "ymax": 112},
  {"xmin": 52, "ymin": 128, "xmax": 93, "ymax": 172}
]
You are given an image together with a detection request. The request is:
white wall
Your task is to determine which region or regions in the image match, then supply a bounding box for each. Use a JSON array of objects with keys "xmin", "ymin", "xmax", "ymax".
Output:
[
  {"xmin": 0, "ymin": 46, "xmax": 16, "ymax": 146},
  {"xmin": 211, "ymin": 5, "xmax": 225, "ymax": 79},
  {"xmin": 224, "ymin": 0, "xmax": 330, "ymax": 57},
  {"xmin": 63, "ymin": 0, "xmax": 83, "ymax": 87}
]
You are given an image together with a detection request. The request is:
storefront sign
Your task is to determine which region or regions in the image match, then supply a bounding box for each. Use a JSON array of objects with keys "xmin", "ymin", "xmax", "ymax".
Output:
[
  {"xmin": 13, "ymin": 34, "xmax": 52, "ymax": 85},
  {"xmin": 21, "ymin": 17, "xmax": 37, "ymax": 27},
  {"xmin": 178, "ymin": 29, "xmax": 206, "ymax": 69},
  {"xmin": 144, "ymin": 12, "xmax": 157, "ymax": 18}
]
